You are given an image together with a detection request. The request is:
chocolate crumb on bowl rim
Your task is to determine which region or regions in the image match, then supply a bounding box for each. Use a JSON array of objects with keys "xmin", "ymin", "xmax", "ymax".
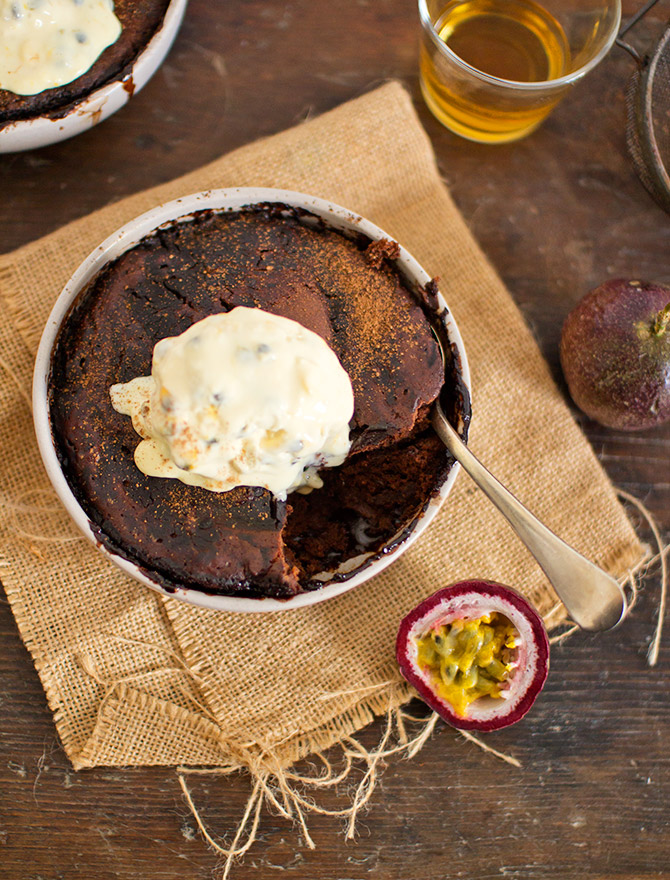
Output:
[
  {"xmin": 33, "ymin": 187, "xmax": 472, "ymax": 613},
  {"xmin": 0, "ymin": 0, "xmax": 187, "ymax": 154}
]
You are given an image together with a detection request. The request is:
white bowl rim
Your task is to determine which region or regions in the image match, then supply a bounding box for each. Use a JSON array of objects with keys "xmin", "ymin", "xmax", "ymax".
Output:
[
  {"xmin": 33, "ymin": 187, "xmax": 472, "ymax": 613},
  {"xmin": 0, "ymin": 0, "xmax": 187, "ymax": 153}
]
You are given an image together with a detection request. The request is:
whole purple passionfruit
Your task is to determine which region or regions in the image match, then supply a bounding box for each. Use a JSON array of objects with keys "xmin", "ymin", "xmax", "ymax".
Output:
[
  {"xmin": 560, "ymin": 279, "xmax": 670, "ymax": 430},
  {"xmin": 396, "ymin": 581, "xmax": 550, "ymax": 732}
]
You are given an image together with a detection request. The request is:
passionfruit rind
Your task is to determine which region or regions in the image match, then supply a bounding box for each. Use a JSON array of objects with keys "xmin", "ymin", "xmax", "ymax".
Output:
[
  {"xmin": 396, "ymin": 581, "xmax": 549, "ymax": 732},
  {"xmin": 560, "ymin": 279, "xmax": 670, "ymax": 430}
]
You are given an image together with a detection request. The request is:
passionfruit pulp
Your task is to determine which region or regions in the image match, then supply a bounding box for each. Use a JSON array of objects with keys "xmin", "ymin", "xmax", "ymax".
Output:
[{"xmin": 396, "ymin": 581, "xmax": 550, "ymax": 731}]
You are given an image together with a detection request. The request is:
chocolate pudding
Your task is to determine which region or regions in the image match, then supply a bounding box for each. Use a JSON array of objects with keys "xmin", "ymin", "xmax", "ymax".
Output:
[{"xmin": 48, "ymin": 204, "xmax": 467, "ymax": 599}]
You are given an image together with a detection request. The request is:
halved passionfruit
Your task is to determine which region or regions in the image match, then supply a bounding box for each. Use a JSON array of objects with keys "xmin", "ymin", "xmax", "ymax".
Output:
[{"xmin": 396, "ymin": 581, "xmax": 550, "ymax": 731}]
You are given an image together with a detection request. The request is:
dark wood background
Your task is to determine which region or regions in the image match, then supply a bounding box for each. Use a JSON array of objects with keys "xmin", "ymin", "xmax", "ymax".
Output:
[{"xmin": 2, "ymin": 2, "xmax": 669, "ymax": 878}]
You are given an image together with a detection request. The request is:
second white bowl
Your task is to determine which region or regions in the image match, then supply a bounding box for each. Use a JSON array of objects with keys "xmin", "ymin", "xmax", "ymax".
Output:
[{"xmin": 0, "ymin": 0, "xmax": 187, "ymax": 153}]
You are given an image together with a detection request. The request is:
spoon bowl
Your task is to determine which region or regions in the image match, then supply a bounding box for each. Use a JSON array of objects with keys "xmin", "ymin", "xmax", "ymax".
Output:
[{"xmin": 432, "ymin": 399, "xmax": 627, "ymax": 632}]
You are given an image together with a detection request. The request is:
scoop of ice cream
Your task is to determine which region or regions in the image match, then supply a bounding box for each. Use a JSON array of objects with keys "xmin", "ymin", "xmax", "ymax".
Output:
[
  {"xmin": 110, "ymin": 307, "xmax": 355, "ymax": 499},
  {"xmin": 0, "ymin": 0, "xmax": 122, "ymax": 96}
]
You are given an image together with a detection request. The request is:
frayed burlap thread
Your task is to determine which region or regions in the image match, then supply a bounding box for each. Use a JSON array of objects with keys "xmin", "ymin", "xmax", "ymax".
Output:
[
  {"xmin": 0, "ymin": 83, "xmax": 647, "ymax": 869},
  {"xmin": 615, "ymin": 489, "xmax": 669, "ymax": 666}
]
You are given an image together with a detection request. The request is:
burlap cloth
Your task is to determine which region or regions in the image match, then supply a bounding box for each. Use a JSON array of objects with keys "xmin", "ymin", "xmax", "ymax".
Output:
[{"xmin": 0, "ymin": 83, "xmax": 643, "ymax": 774}]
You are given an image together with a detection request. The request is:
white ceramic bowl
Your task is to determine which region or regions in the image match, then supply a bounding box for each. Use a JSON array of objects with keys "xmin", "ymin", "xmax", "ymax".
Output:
[
  {"xmin": 33, "ymin": 188, "xmax": 471, "ymax": 612},
  {"xmin": 0, "ymin": 0, "xmax": 187, "ymax": 153}
]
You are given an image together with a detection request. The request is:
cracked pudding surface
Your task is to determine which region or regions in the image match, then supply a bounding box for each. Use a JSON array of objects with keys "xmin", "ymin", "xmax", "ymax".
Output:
[{"xmin": 48, "ymin": 204, "xmax": 463, "ymax": 599}]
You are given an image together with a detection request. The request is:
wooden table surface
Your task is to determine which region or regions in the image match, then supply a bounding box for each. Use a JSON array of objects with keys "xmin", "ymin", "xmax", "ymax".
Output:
[{"xmin": 2, "ymin": 2, "xmax": 669, "ymax": 878}]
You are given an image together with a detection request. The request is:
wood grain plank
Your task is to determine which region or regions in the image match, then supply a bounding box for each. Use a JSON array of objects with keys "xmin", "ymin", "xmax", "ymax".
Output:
[{"xmin": 1, "ymin": 1, "xmax": 669, "ymax": 878}]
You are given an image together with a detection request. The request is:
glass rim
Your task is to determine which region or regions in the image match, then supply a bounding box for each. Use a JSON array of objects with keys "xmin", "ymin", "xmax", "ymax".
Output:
[{"xmin": 418, "ymin": 0, "xmax": 622, "ymax": 91}]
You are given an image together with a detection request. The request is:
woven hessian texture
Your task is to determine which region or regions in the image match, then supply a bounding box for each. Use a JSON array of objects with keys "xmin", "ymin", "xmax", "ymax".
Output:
[{"xmin": 0, "ymin": 82, "xmax": 643, "ymax": 771}]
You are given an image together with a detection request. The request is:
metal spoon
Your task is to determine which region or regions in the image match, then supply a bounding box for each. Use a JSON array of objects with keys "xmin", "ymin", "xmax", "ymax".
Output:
[{"xmin": 432, "ymin": 400, "xmax": 627, "ymax": 631}]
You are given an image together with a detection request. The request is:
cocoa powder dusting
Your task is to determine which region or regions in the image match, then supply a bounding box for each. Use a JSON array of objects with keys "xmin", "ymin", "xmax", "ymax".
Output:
[{"xmin": 49, "ymin": 206, "xmax": 451, "ymax": 597}]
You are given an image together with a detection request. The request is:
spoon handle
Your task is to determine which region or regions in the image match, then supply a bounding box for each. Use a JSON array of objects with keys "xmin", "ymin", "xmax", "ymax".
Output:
[{"xmin": 432, "ymin": 406, "xmax": 627, "ymax": 632}]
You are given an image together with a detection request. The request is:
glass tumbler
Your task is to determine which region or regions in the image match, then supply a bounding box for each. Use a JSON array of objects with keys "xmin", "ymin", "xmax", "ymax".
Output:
[{"xmin": 419, "ymin": 0, "xmax": 621, "ymax": 143}]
